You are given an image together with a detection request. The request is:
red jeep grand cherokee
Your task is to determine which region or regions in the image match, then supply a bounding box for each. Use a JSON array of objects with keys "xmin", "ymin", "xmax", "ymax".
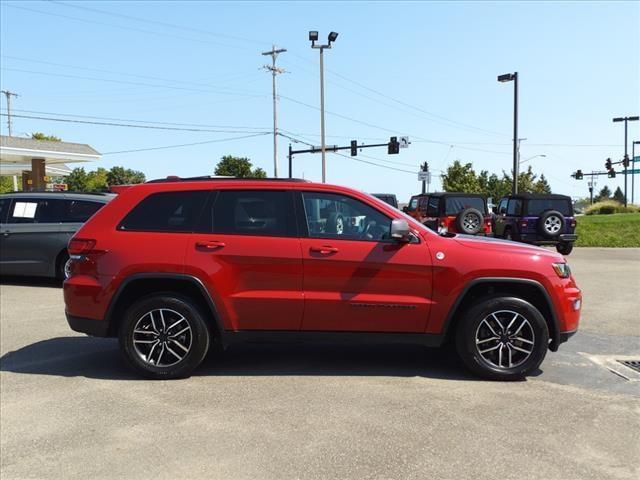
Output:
[{"xmin": 63, "ymin": 177, "xmax": 581, "ymax": 380}]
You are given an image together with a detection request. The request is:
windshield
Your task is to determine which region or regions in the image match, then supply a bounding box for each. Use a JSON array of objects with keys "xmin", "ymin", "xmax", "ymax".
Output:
[
  {"xmin": 444, "ymin": 197, "xmax": 486, "ymax": 215},
  {"xmin": 526, "ymin": 199, "xmax": 572, "ymax": 216}
]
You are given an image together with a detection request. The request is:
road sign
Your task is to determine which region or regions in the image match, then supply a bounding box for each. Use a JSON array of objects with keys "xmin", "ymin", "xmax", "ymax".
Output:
[
  {"xmin": 399, "ymin": 136, "xmax": 410, "ymax": 149},
  {"xmin": 633, "ymin": 156, "xmax": 639, "ymax": 162},
  {"xmin": 418, "ymin": 171, "xmax": 431, "ymax": 182},
  {"xmin": 622, "ymin": 169, "xmax": 640, "ymax": 174}
]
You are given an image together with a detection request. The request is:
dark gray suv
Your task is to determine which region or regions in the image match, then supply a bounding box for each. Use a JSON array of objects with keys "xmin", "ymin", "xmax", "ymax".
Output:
[{"xmin": 0, "ymin": 192, "xmax": 113, "ymax": 279}]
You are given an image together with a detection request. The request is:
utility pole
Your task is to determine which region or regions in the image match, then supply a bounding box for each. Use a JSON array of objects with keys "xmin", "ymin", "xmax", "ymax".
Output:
[
  {"xmin": 1, "ymin": 90, "xmax": 19, "ymax": 136},
  {"xmin": 633, "ymin": 141, "xmax": 639, "ymax": 205},
  {"xmin": 262, "ymin": 46, "xmax": 287, "ymax": 178},
  {"xmin": 613, "ymin": 115, "xmax": 639, "ymax": 207},
  {"xmin": 421, "ymin": 162, "xmax": 430, "ymax": 194}
]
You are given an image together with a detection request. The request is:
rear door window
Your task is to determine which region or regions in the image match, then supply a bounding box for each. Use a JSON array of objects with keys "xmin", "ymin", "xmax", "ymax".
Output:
[
  {"xmin": 205, "ymin": 190, "xmax": 295, "ymax": 237},
  {"xmin": 526, "ymin": 199, "xmax": 572, "ymax": 216},
  {"xmin": 63, "ymin": 200, "xmax": 104, "ymax": 223},
  {"xmin": 507, "ymin": 199, "xmax": 522, "ymax": 216},
  {"xmin": 7, "ymin": 198, "xmax": 64, "ymax": 223},
  {"xmin": 119, "ymin": 191, "xmax": 210, "ymax": 232},
  {"xmin": 426, "ymin": 197, "xmax": 439, "ymax": 216}
]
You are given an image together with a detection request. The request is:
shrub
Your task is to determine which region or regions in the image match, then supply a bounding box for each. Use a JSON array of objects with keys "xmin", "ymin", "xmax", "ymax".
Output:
[{"xmin": 584, "ymin": 200, "xmax": 640, "ymax": 215}]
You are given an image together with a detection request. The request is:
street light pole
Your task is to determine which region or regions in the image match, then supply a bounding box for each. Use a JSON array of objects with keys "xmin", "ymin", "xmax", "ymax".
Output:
[
  {"xmin": 310, "ymin": 31, "xmax": 338, "ymax": 183},
  {"xmin": 613, "ymin": 115, "xmax": 639, "ymax": 207},
  {"xmin": 498, "ymin": 72, "xmax": 519, "ymax": 194}
]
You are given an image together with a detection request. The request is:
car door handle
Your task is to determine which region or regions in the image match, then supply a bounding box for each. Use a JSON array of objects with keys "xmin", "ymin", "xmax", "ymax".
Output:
[
  {"xmin": 195, "ymin": 240, "xmax": 226, "ymax": 250},
  {"xmin": 310, "ymin": 245, "xmax": 339, "ymax": 254}
]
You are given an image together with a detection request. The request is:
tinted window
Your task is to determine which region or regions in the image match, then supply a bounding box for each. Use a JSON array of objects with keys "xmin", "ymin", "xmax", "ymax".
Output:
[
  {"xmin": 426, "ymin": 197, "xmax": 439, "ymax": 216},
  {"xmin": 302, "ymin": 192, "xmax": 391, "ymax": 242},
  {"xmin": 119, "ymin": 191, "xmax": 209, "ymax": 232},
  {"xmin": 63, "ymin": 200, "xmax": 104, "ymax": 223},
  {"xmin": 7, "ymin": 198, "xmax": 63, "ymax": 224},
  {"xmin": 206, "ymin": 190, "xmax": 293, "ymax": 237},
  {"xmin": 444, "ymin": 197, "xmax": 486, "ymax": 215},
  {"xmin": 409, "ymin": 197, "xmax": 418, "ymax": 209},
  {"xmin": 0, "ymin": 198, "xmax": 9, "ymax": 223},
  {"xmin": 507, "ymin": 199, "xmax": 522, "ymax": 215},
  {"xmin": 526, "ymin": 199, "xmax": 572, "ymax": 216},
  {"xmin": 498, "ymin": 199, "xmax": 508, "ymax": 214}
]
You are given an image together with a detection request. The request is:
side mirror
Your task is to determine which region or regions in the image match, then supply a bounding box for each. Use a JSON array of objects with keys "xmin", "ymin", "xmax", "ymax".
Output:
[{"xmin": 390, "ymin": 218, "xmax": 411, "ymax": 242}]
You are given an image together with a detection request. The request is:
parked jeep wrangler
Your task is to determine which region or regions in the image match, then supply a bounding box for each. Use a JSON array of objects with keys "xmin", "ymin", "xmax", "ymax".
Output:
[
  {"xmin": 404, "ymin": 192, "xmax": 492, "ymax": 235},
  {"xmin": 493, "ymin": 193, "xmax": 577, "ymax": 255}
]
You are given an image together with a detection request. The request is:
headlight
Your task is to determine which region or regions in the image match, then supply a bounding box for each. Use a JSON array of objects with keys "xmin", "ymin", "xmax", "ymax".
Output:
[{"xmin": 552, "ymin": 262, "xmax": 571, "ymax": 278}]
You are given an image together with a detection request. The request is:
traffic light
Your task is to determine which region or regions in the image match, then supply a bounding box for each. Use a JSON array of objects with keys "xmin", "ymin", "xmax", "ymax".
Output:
[
  {"xmin": 608, "ymin": 169, "xmax": 616, "ymax": 178},
  {"xmin": 350, "ymin": 140, "xmax": 358, "ymax": 156},
  {"xmin": 575, "ymin": 169, "xmax": 583, "ymax": 180},
  {"xmin": 388, "ymin": 136, "xmax": 399, "ymax": 155},
  {"xmin": 623, "ymin": 154, "xmax": 630, "ymax": 168},
  {"xmin": 605, "ymin": 158, "xmax": 612, "ymax": 170}
]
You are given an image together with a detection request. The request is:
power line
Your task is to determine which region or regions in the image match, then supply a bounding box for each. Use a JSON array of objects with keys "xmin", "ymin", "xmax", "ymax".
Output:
[
  {"xmin": 0, "ymin": 67, "xmax": 265, "ymax": 97},
  {"xmin": 3, "ymin": 3, "xmax": 253, "ymax": 51},
  {"xmin": 4, "ymin": 109, "xmax": 270, "ymax": 131},
  {"xmin": 50, "ymin": 0, "xmax": 267, "ymax": 46},
  {"xmin": 0, "ymin": 113, "xmax": 270, "ymax": 134},
  {"xmin": 102, "ymin": 133, "xmax": 270, "ymax": 155}
]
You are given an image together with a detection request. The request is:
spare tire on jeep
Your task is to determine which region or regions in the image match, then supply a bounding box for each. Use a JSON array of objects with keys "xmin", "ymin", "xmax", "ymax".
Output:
[
  {"xmin": 538, "ymin": 209, "xmax": 564, "ymax": 238},
  {"xmin": 455, "ymin": 208, "xmax": 484, "ymax": 235}
]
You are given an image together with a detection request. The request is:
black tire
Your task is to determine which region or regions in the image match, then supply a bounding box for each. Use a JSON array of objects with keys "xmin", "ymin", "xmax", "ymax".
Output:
[
  {"xmin": 455, "ymin": 208, "xmax": 484, "ymax": 235},
  {"xmin": 556, "ymin": 242, "xmax": 574, "ymax": 255},
  {"xmin": 455, "ymin": 296, "xmax": 549, "ymax": 381},
  {"xmin": 56, "ymin": 251, "xmax": 72, "ymax": 280},
  {"xmin": 538, "ymin": 209, "xmax": 565, "ymax": 238},
  {"xmin": 119, "ymin": 294, "xmax": 211, "ymax": 379}
]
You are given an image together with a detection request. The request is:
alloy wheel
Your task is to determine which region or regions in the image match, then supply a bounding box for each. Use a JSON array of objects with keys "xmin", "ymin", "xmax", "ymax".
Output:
[
  {"xmin": 63, "ymin": 258, "xmax": 73, "ymax": 279},
  {"xmin": 475, "ymin": 310, "xmax": 535, "ymax": 369},
  {"xmin": 544, "ymin": 215, "xmax": 562, "ymax": 234},
  {"xmin": 132, "ymin": 308, "xmax": 193, "ymax": 367},
  {"xmin": 462, "ymin": 213, "xmax": 480, "ymax": 232}
]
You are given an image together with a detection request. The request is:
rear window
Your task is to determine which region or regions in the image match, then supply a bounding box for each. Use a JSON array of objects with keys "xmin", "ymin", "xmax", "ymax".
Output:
[
  {"xmin": 63, "ymin": 200, "xmax": 104, "ymax": 223},
  {"xmin": 119, "ymin": 191, "xmax": 209, "ymax": 232},
  {"xmin": 526, "ymin": 199, "xmax": 572, "ymax": 216},
  {"xmin": 444, "ymin": 197, "xmax": 486, "ymax": 215}
]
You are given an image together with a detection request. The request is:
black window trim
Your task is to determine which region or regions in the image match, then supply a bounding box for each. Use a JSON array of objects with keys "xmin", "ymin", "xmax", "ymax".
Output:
[{"xmin": 297, "ymin": 190, "xmax": 398, "ymax": 244}]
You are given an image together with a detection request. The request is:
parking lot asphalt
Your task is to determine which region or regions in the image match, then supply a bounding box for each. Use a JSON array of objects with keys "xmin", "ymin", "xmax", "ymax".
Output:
[{"xmin": 1, "ymin": 248, "xmax": 639, "ymax": 480}]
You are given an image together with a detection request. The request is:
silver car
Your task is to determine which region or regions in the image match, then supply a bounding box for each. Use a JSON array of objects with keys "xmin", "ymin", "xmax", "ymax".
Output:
[{"xmin": 0, "ymin": 192, "xmax": 113, "ymax": 279}]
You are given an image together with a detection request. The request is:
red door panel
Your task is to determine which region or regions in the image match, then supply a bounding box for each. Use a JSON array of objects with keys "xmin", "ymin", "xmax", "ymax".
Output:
[
  {"xmin": 186, "ymin": 234, "xmax": 303, "ymax": 331},
  {"xmin": 301, "ymin": 239, "xmax": 433, "ymax": 332}
]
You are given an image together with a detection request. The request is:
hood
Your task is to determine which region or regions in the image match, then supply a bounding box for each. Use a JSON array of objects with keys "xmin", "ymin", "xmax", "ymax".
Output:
[{"xmin": 452, "ymin": 234, "xmax": 564, "ymax": 261}]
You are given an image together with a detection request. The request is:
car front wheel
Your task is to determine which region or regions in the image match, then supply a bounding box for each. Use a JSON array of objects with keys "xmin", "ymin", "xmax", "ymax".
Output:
[
  {"xmin": 119, "ymin": 294, "xmax": 211, "ymax": 379},
  {"xmin": 455, "ymin": 296, "xmax": 549, "ymax": 380},
  {"xmin": 556, "ymin": 242, "xmax": 574, "ymax": 255}
]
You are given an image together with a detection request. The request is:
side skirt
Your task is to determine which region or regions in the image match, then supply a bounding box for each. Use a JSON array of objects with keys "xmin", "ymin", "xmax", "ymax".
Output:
[{"xmin": 221, "ymin": 330, "xmax": 445, "ymax": 348}]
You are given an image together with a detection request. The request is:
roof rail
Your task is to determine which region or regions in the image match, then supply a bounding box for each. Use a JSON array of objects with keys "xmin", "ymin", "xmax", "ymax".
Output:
[
  {"xmin": 145, "ymin": 175, "xmax": 310, "ymax": 184},
  {"xmin": 0, "ymin": 190, "xmax": 113, "ymax": 196}
]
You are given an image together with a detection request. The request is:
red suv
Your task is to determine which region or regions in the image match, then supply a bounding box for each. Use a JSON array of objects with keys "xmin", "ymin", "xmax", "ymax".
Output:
[{"xmin": 64, "ymin": 177, "xmax": 581, "ymax": 380}]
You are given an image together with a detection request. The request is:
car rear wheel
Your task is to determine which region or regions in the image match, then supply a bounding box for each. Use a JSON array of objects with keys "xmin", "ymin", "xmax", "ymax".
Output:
[
  {"xmin": 119, "ymin": 294, "xmax": 210, "ymax": 379},
  {"xmin": 56, "ymin": 252, "xmax": 72, "ymax": 280},
  {"xmin": 556, "ymin": 242, "xmax": 574, "ymax": 255},
  {"xmin": 455, "ymin": 296, "xmax": 549, "ymax": 380}
]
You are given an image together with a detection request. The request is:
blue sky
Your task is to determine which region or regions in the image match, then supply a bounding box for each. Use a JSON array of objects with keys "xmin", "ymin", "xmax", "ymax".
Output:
[{"xmin": 1, "ymin": 1, "xmax": 638, "ymax": 202}]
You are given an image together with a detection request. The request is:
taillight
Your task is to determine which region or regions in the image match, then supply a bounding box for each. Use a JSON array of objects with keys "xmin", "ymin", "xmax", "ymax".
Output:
[
  {"xmin": 68, "ymin": 238, "xmax": 96, "ymax": 255},
  {"xmin": 570, "ymin": 219, "xmax": 577, "ymax": 228},
  {"xmin": 520, "ymin": 220, "xmax": 528, "ymax": 228}
]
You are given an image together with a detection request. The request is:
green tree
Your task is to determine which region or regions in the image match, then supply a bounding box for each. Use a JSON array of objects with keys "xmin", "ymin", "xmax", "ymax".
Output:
[
  {"xmin": 441, "ymin": 160, "xmax": 480, "ymax": 193},
  {"xmin": 86, "ymin": 168, "xmax": 109, "ymax": 191},
  {"xmin": 595, "ymin": 186, "xmax": 612, "ymax": 202},
  {"xmin": 0, "ymin": 176, "xmax": 18, "ymax": 193},
  {"xmin": 214, "ymin": 155, "xmax": 267, "ymax": 178},
  {"xmin": 613, "ymin": 186, "xmax": 625, "ymax": 204},
  {"xmin": 106, "ymin": 166, "xmax": 146, "ymax": 185},
  {"xmin": 31, "ymin": 132, "xmax": 61, "ymax": 142},
  {"xmin": 66, "ymin": 167, "xmax": 89, "ymax": 191},
  {"xmin": 533, "ymin": 174, "xmax": 552, "ymax": 194}
]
